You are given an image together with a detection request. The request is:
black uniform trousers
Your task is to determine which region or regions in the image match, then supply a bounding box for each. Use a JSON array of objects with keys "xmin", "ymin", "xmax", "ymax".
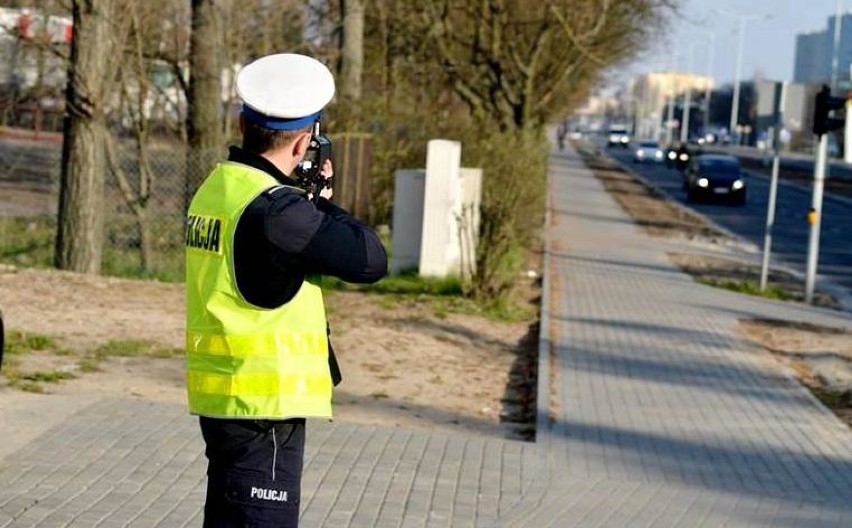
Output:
[{"xmin": 200, "ymin": 417, "xmax": 306, "ymax": 528}]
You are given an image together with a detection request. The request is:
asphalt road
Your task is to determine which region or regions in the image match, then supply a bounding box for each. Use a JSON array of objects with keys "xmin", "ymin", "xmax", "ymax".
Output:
[{"xmin": 605, "ymin": 146, "xmax": 852, "ymax": 294}]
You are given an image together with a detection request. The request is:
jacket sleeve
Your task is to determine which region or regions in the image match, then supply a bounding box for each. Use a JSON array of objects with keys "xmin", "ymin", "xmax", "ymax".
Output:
[{"xmin": 263, "ymin": 193, "xmax": 388, "ymax": 284}]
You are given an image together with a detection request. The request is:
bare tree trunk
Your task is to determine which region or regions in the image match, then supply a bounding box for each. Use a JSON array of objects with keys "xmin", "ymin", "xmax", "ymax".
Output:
[
  {"xmin": 55, "ymin": 0, "xmax": 117, "ymax": 273},
  {"xmin": 340, "ymin": 0, "xmax": 364, "ymax": 101},
  {"xmin": 185, "ymin": 0, "xmax": 223, "ymax": 210}
]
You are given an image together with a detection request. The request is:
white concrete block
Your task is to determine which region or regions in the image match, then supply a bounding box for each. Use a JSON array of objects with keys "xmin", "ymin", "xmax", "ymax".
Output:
[{"xmin": 419, "ymin": 140, "xmax": 462, "ymax": 277}]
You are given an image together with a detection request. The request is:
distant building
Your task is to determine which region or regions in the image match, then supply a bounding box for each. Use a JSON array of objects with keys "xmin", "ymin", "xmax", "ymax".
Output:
[
  {"xmin": 794, "ymin": 31, "xmax": 828, "ymax": 83},
  {"xmin": 574, "ymin": 94, "xmax": 614, "ymax": 117},
  {"xmin": 699, "ymin": 81, "xmax": 763, "ymax": 145},
  {"xmin": 824, "ymin": 14, "xmax": 852, "ymax": 85},
  {"xmin": 0, "ymin": 7, "xmax": 72, "ymax": 89},
  {"xmin": 632, "ymin": 71, "xmax": 713, "ymax": 141},
  {"xmin": 754, "ymin": 80, "xmax": 811, "ymax": 134},
  {"xmin": 793, "ymin": 13, "xmax": 852, "ymax": 85}
]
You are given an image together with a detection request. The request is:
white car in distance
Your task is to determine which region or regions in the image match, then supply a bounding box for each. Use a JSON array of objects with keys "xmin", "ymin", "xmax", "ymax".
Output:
[
  {"xmin": 607, "ymin": 126, "xmax": 631, "ymax": 147},
  {"xmin": 633, "ymin": 141, "xmax": 664, "ymax": 163}
]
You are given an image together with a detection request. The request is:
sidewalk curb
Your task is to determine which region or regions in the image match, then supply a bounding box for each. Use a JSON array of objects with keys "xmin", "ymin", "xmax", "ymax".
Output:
[
  {"xmin": 604, "ymin": 152, "xmax": 852, "ymax": 312},
  {"xmin": 536, "ymin": 157, "xmax": 554, "ymax": 449},
  {"xmin": 492, "ymin": 151, "xmax": 559, "ymax": 528}
]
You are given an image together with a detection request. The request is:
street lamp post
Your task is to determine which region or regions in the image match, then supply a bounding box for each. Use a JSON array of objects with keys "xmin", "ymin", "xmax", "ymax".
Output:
[
  {"xmin": 730, "ymin": 17, "xmax": 746, "ymax": 143},
  {"xmin": 716, "ymin": 10, "xmax": 773, "ymax": 144},
  {"xmin": 700, "ymin": 31, "xmax": 716, "ymax": 138},
  {"xmin": 680, "ymin": 44, "xmax": 695, "ymax": 143},
  {"xmin": 665, "ymin": 86, "xmax": 675, "ymax": 144},
  {"xmin": 664, "ymin": 54, "xmax": 678, "ymax": 145},
  {"xmin": 831, "ymin": 0, "xmax": 844, "ymax": 91},
  {"xmin": 806, "ymin": 0, "xmax": 843, "ymax": 301},
  {"xmin": 685, "ymin": 27, "xmax": 717, "ymax": 140}
]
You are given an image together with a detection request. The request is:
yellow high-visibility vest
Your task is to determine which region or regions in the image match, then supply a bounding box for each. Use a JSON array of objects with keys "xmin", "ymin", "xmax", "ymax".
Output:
[{"xmin": 185, "ymin": 161, "xmax": 332, "ymax": 419}]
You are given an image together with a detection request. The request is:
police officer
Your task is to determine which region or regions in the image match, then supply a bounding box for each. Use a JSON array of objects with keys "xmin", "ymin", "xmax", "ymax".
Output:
[{"xmin": 185, "ymin": 53, "xmax": 388, "ymax": 528}]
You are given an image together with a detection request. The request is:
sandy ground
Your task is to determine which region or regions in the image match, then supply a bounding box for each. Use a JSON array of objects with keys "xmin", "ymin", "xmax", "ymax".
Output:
[
  {"xmin": 0, "ymin": 267, "xmax": 537, "ymax": 441},
  {"xmin": 740, "ymin": 319, "xmax": 852, "ymax": 427}
]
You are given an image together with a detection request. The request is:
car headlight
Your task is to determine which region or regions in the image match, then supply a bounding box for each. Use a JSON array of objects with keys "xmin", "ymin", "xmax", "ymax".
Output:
[
  {"xmin": 679, "ymin": 153, "xmax": 689, "ymax": 161},
  {"xmin": 668, "ymin": 151, "xmax": 676, "ymax": 160},
  {"xmin": 732, "ymin": 179, "xmax": 744, "ymax": 190},
  {"xmin": 655, "ymin": 150, "xmax": 663, "ymax": 159},
  {"xmin": 697, "ymin": 178, "xmax": 709, "ymax": 188},
  {"xmin": 636, "ymin": 150, "xmax": 644, "ymax": 157},
  {"xmin": 621, "ymin": 137, "xmax": 629, "ymax": 143}
]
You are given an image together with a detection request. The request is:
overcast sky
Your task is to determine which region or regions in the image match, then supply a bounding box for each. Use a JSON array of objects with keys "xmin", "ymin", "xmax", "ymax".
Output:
[{"xmin": 625, "ymin": 0, "xmax": 843, "ymax": 85}]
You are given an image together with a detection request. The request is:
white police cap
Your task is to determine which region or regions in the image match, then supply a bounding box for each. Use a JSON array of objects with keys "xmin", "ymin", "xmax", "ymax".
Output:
[{"xmin": 236, "ymin": 53, "xmax": 335, "ymax": 131}]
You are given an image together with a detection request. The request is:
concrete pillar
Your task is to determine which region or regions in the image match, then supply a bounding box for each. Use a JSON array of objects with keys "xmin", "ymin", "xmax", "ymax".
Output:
[
  {"xmin": 419, "ymin": 140, "xmax": 462, "ymax": 277},
  {"xmin": 390, "ymin": 140, "xmax": 483, "ymax": 278}
]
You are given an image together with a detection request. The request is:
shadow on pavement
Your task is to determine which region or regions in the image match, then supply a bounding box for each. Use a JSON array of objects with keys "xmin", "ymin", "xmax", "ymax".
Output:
[{"xmin": 552, "ymin": 418, "xmax": 852, "ymax": 509}]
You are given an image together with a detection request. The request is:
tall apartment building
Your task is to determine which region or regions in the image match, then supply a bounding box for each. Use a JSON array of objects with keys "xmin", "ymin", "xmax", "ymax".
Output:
[
  {"xmin": 825, "ymin": 13, "xmax": 852, "ymax": 84},
  {"xmin": 793, "ymin": 13, "xmax": 852, "ymax": 84},
  {"xmin": 794, "ymin": 31, "xmax": 827, "ymax": 83}
]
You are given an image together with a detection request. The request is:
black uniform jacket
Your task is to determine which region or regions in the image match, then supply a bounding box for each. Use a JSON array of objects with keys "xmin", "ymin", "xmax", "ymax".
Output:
[{"xmin": 228, "ymin": 147, "xmax": 388, "ymax": 384}]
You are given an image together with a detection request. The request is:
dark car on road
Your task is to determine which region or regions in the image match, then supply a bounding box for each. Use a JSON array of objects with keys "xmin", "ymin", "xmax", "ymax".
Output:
[
  {"xmin": 665, "ymin": 142, "xmax": 692, "ymax": 170},
  {"xmin": 683, "ymin": 154, "xmax": 747, "ymax": 205}
]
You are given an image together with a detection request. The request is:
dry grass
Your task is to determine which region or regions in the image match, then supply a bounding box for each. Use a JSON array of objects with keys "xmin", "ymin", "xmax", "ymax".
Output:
[{"xmin": 669, "ymin": 253, "xmax": 841, "ymax": 310}]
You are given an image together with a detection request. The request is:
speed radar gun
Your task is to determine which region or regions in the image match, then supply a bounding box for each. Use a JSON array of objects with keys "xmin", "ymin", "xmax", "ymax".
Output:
[{"xmin": 295, "ymin": 121, "xmax": 333, "ymax": 202}]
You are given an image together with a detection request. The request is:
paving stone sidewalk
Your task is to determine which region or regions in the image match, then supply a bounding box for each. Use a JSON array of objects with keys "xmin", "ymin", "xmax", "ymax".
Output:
[
  {"xmin": 498, "ymin": 145, "xmax": 852, "ymax": 527},
  {"xmin": 3, "ymin": 143, "xmax": 852, "ymax": 527},
  {"xmin": 0, "ymin": 398, "xmax": 540, "ymax": 527}
]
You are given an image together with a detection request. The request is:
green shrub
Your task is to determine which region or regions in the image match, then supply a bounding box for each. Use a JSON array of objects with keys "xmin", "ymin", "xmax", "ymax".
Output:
[{"xmin": 462, "ymin": 128, "xmax": 548, "ymax": 301}]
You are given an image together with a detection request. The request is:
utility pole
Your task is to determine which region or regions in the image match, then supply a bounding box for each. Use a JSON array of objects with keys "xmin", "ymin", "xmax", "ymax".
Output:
[
  {"xmin": 806, "ymin": 86, "xmax": 846, "ymax": 304},
  {"xmin": 807, "ymin": 1, "xmax": 844, "ymax": 301},
  {"xmin": 760, "ymin": 82, "xmax": 786, "ymax": 291},
  {"xmin": 653, "ymin": 84, "xmax": 663, "ymax": 141},
  {"xmin": 716, "ymin": 10, "xmax": 773, "ymax": 144},
  {"xmin": 806, "ymin": 134, "xmax": 829, "ymax": 304},
  {"xmin": 665, "ymin": 90, "xmax": 675, "ymax": 144},
  {"xmin": 831, "ymin": 0, "xmax": 844, "ymax": 92},
  {"xmin": 664, "ymin": 55, "xmax": 678, "ymax": 145},
  {"xmin": 698, "ymin": 30, "xmax": 716, "ymax": 138},
  {"xmin": 730, "ymin": 17, "xmax": 745, "ymax": 142},
  {"xmin": 680, "ymin": 44, "xmax": 694, "ymax": 143},
  {"xmin": 831, "ymin": 0, "xmax": 844, "ymax": 162}
]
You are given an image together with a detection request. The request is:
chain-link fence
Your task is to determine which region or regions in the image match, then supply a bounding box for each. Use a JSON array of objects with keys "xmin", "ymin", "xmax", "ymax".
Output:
[
  {"xmin": 0, "ymin": 131, "xmax": 374, "ymax": 282},
  {"xmin": 0, "ymin": 136, "xmax": 212, "ymax": 280}
]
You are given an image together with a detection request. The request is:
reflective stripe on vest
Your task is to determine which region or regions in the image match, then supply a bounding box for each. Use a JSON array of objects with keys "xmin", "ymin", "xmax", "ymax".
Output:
[{"xmin": 185, "ymin": 161, "xmax": 332, "ymax": 419}]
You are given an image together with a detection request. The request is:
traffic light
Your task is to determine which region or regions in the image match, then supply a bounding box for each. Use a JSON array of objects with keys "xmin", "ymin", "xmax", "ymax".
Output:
[{"xmin": 812, "ymin": 85, "xmax": 846, "ymax": 136}]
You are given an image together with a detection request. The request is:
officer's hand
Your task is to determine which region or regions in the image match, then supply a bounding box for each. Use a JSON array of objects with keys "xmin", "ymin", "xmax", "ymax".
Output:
[{"xmin": 320, "ymin": 159, "xmax": 334, "ymax": 200}]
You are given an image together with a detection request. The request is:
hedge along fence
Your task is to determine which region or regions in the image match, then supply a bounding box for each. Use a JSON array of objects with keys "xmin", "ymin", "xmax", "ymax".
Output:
[
  {"xmin": 0, "ymin": 127, "xmax": 548, "ymax": 300},
  {"xmin": 0, "ymin": 134, "xmax": 378, "ymax": 281},
  {"xmin": 0, "ymin": 140, "xmax": 210, "ymax": 281}
]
